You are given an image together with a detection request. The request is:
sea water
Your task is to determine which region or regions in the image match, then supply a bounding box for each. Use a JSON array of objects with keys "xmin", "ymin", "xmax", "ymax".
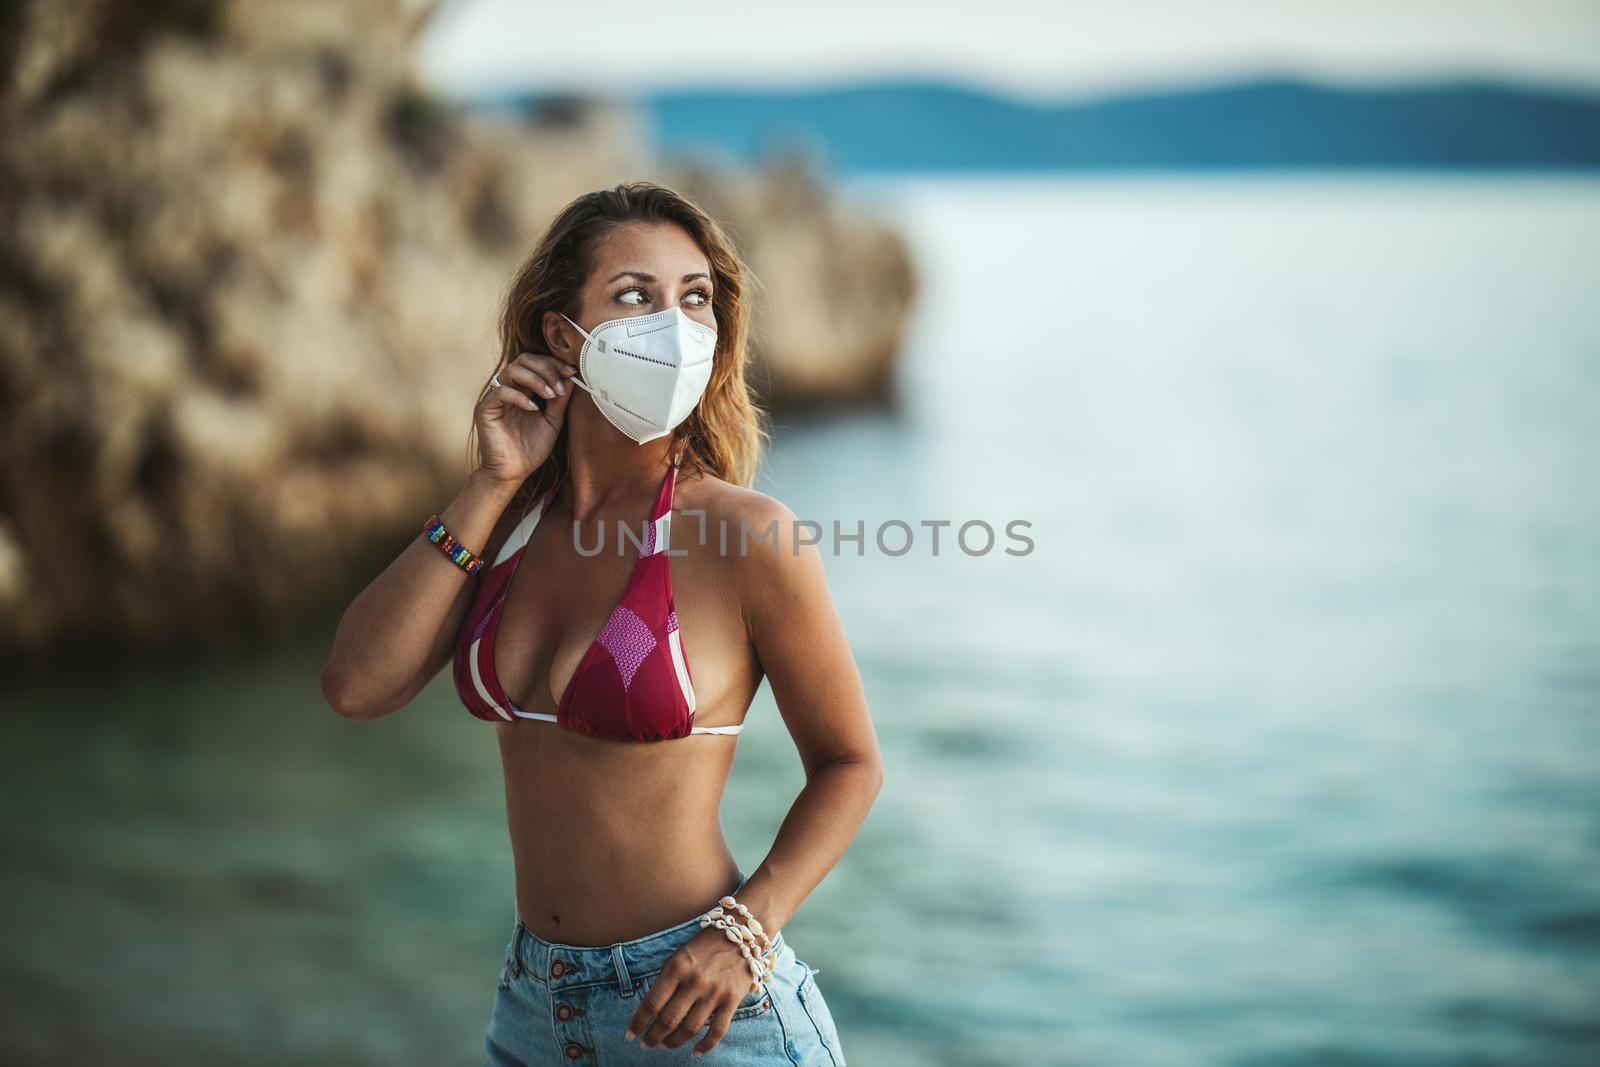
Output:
[{"xmin": 3, "ymin": 175, "xmax": 1598, "ymax": 1066}]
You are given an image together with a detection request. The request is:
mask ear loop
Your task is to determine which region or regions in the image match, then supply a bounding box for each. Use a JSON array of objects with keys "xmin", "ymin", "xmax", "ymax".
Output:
[{"xmin": 559, "ymin": 313, "xmax": 594, "ymax": 393}]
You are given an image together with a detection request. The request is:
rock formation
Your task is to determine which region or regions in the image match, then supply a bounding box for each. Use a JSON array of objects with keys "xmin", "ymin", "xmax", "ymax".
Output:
[{"xmin": 0, "ymin": 0, "xmax": 916, "ymax": 658}]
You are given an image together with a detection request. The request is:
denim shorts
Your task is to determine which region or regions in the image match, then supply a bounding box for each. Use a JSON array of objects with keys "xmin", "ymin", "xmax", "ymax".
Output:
[{"xmin": 482, "ymin": 872, "xmax": 847, "ymax": 1066}]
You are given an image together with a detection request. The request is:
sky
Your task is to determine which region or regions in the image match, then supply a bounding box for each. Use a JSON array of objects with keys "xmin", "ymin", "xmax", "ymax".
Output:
[{"xmin": 419, "ymin": 0, "xmax": 1600, "ymax": 102}]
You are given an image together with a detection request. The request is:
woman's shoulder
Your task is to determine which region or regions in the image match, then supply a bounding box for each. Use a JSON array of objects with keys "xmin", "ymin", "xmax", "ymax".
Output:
[
  {"xmin": 678, "ymin": 471, "xmax": 794, "ymax": 523},
  {"xmin": 677, "ymin": 471, "xmax": 831, "ymax": 624},
  {"xmin": 675, "ymin": 470, "xmax": 807, "ymax": 560}
]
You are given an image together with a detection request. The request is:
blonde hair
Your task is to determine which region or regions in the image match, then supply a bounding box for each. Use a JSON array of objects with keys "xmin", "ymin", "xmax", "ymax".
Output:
[{"xmin": 469, "ymin": 181, "xmax": 768, "ymax": 512}]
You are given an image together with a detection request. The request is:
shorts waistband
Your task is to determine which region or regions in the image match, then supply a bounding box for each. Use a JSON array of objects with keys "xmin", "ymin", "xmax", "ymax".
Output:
[{"xmin": 508, "ymin": 870, "xmax": 783, "ymax": 997}]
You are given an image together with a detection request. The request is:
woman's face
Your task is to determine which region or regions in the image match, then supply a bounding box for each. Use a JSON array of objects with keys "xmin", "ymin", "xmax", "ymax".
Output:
[{"xmin": 567, "ymin": 220, "xmax": 717, "ymax": 340}]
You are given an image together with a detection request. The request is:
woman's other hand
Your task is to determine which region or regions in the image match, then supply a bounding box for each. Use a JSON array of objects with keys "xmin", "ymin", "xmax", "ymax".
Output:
[{"xmin": 625, "ymin": 928, "xmax": 761, "ymax": 1056}]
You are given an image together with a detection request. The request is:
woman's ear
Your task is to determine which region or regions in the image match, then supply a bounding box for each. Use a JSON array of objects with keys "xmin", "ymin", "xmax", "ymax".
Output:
[{"xmin": 541, "ymin": 310, "xmax": 576, "ymax": 359}]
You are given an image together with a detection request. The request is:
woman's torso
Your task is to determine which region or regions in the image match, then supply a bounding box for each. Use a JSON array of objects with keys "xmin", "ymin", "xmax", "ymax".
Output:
[{"xmin": 487, "ymin": 470, "xmax": 764, "ymax": 945}]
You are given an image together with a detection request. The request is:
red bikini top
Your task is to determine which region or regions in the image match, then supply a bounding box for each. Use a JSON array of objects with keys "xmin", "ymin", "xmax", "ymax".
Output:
[{"xmin": 453, "ymin": 461, "xmax": 741, "ymax": 740}]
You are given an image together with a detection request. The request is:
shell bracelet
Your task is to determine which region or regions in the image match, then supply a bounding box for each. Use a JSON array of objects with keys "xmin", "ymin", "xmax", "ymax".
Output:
[{"xmin": 699, "ymin": 894, "xmax": 778, "ymax": 994}]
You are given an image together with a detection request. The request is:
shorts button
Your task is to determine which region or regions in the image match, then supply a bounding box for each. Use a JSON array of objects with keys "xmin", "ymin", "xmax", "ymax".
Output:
[
  {"xmin": 555, "ymin": 1003, "xmax": 574, "ymax": 1021},
  {"xmin": 563, "ymin": 1041, "xmax": 585, "ymax": 1059},
  {"xmin": 550, "ymin": 959, "xmax": 566, "ymax": 978}
]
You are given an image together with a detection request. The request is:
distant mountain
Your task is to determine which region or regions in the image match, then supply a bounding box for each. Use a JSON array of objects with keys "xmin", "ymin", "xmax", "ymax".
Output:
[{"xmin": 480, "ymin": 78, "xmax": 1600, "ymax": 174}]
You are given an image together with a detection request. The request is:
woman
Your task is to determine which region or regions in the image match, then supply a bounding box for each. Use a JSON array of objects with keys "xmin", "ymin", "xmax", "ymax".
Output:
[{"xmin": 320, "ymin": 181, "xmax": 882, "ymax": 1065}]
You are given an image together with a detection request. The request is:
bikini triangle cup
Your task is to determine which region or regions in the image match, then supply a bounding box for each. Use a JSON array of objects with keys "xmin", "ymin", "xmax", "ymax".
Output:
[{"xmin": 452, "ymin": 462, "xmax": 742, "ymax": 739}]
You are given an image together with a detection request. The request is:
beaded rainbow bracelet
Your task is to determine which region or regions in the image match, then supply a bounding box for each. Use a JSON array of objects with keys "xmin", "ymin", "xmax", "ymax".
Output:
[{"xmin": 422, "ymin": 514, "xmax": 485, "ymax": 575}]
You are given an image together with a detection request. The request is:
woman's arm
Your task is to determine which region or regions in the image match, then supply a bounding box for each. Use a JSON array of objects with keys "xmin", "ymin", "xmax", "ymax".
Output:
[
  {"xmin": 729, "ymin": 494, "xmax": 885, "ymax": 934},
  {"xmin": 626, "ymin": 493, "xmax": 884, "ymax": 1055},
  {"xmin": 318, "ymin": 469, "xmax": 522, "ymax": 721},
  {"xmin": 319, "ymin": 350, "xmax": 578, "ymax": 721}
]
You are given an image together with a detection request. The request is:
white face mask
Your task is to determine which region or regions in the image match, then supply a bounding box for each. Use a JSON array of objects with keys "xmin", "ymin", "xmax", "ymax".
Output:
[{"xmin": 559, "ymin": 307, "xmax": 717, "ymax": 445}]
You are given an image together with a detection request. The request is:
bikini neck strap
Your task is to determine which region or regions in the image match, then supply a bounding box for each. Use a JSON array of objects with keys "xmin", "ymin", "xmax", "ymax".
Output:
[{"xmin": 653, "ymin": 459, "xmax": 678, "ymax": 521}]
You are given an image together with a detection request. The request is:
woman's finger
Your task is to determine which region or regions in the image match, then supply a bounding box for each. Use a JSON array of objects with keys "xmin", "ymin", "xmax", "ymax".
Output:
[
  {"xmin": 515, "ymin": 351, "xmax": 575, "ymax": 388},
  {"xmin": 489, "ymin": 382, "xmax": 538, "ymax": 413},
  {"xmin": 693, "ymin": 1001, "xmax": 735, "ymax": 1057},
  {"xmin": 539, "ymin": 373, "xmax": 574, "ymax": 420},
  {"xmin": 505, "ymin": 356, "xmax": 563, "ymax": 399},
  {"xmin": 625, "ymin": 971, "xmax": 679, "ymax": 1043},
  {"xmin": 480, "ymin": 365, "xmax": 540, "ymax": 409},
  {"xmin": 517, "ymin": 350, "xmax": 578, "ymax": 377},
  {"xmin": 637, "ymin": 982, "xmax": 703, "ymax": 1050},
  {"xmin": 659, "ymin": 992, "xmax": 719, "ymax": 1051}
]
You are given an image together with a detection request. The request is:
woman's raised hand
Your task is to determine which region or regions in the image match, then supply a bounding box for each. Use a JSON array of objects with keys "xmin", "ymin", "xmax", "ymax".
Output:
[{"xmin": 474, "ymin": 353, "xmax": 579, "ymax": 487}]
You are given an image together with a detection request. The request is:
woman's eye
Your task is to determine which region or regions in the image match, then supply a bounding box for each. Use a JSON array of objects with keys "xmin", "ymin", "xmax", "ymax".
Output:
[
  {"xmin": 683, "ymin": 289, "xmax": 710, "ymax": 307},
  {"xmin": 618, "ymin": 287, "xmax": 648, "ymax": 305}
]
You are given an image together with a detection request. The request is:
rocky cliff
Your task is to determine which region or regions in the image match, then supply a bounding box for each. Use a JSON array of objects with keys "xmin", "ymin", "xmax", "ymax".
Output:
[{"xmin": 0, "ymin": 0, "xmax": 916, "ymax": 658}]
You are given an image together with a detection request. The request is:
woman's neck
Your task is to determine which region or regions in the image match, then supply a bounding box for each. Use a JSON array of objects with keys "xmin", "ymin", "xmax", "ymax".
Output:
[{"xmin": 561, "ymin": 402, "xmax": 673, "ymax": 521}]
